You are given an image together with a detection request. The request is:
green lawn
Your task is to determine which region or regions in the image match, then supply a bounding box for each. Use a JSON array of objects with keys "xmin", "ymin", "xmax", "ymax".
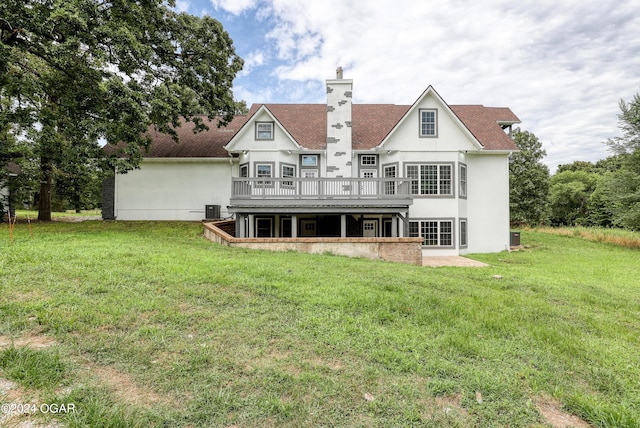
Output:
[{"xmin": 1, "ymin": 221, "xmax": 638, "ymax": 427}]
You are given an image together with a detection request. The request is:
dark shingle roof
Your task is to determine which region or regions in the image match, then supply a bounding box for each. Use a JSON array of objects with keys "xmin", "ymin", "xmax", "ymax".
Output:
[
  {"xmin": 254, "ymin": 104, "xmax": 411, "ymax": 150},
  {"xmin": 261, "ymin": 104, "xmax": 326, "ymax": 149},
  {"xmin": 450, "ymin": 105, "xmax": 520, "ymax": 150},
  {"xmin": 245, "ymin": 103, "xmax": 519, "ymax": 151},
  {"xmin": 116, "ymin": 103, "xmax": 519, "ymax": 158},
  {"xmin": 104, "ymin": 116, "xmax": 248, "ymax": 158}
]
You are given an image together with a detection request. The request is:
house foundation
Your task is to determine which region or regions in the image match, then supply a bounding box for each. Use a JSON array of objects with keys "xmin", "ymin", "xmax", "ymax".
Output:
[{"xmin": 203, "ymin": 220, "xmax": 423, "ymax": 265}]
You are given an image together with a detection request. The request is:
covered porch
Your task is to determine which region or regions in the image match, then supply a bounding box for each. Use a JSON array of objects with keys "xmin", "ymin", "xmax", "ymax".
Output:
[
  {"xmin": 232, "ymin": 212, "xmax": 410, "ymax": 239},
  {"xmin": 228, "ymin": 177, "xmax": 413, "ymax": 239}
]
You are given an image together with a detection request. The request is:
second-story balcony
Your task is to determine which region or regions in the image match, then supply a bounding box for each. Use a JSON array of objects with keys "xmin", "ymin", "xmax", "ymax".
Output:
[{"xmin": 229, "ymin": 177, "xmax": 413, "ymax": 213}]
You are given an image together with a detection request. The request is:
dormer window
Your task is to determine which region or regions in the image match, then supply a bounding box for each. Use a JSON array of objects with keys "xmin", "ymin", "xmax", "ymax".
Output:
[
  {"xmin": 301, "ymin": 155, "xmax": 318, "ymax": 167},
  {"xmin": 360, "ymin": 155, "xmax": 377, "ymax": 166},
  {"xmin": 419, "ymin": 109, "xmax": 437, "ymax": 137},
  {"xmin": 256, "ymin": 122, "xmax": 274, "ymax": 140}
]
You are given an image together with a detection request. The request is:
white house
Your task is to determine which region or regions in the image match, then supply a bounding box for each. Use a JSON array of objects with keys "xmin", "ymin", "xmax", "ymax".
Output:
[{"xmin": 105, "ymin": 69, "xmax": 520, "ymax": 255}]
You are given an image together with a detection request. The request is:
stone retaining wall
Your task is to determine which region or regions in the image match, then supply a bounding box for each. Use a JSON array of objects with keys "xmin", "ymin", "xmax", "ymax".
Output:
[{"xmin": 203, "ymin": 220, "xmax": 423, "ymax": 265}]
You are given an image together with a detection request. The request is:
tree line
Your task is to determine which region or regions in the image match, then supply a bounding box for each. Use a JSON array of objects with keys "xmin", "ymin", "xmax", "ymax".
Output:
[
  {"xmin": 1, "ymin": 0, "xmax": 243, "ymax": 220},
  {"xmin": 510, "ymin": 92, "xmax": 640, "ymax": 230}
]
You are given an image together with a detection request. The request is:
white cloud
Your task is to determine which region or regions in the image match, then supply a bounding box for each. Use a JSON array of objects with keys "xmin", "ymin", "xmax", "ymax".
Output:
[
  {"xmin": 209, "ymin": 0, "xmax": 259, "ymax": 15},
  {"xmin": 238, "ymin": 50, "xmax": 266, "ymax": 76},
  {"xmin": 175, "ymin": 0, "xmax": 191, "ymax": 12},
  {"xmin": 219, "ymin": 0, "xmax": 640, "ymax": 170}
]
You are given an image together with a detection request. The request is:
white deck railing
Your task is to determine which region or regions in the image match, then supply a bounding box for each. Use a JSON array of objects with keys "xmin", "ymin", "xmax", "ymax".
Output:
[{"xmin": 231, "ymin": 177, "xmax": 412, "ymax": 200}]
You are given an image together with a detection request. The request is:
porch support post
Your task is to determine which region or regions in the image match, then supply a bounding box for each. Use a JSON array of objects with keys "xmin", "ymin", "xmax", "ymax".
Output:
[
  {"xmin": 397, "ymin": 212, "xmax": 408, "ymax": 237},
  {"xmin": 248, "ymin": 215, "xmax": 255, "ymax": 238},
  {"xmin": 340, "ymin": 214, "xmax": 347, "ymax": 237},
  {"xmin": 237, "ymin": 215, "xmax": 245, "ymax": 238},
  {"xmin": 291, "ymin": 215, "xmax": 298, "ymax": 238},
  {"xmin": 392, "ymin": 214, "xmax": 398, "ymax": 237}
]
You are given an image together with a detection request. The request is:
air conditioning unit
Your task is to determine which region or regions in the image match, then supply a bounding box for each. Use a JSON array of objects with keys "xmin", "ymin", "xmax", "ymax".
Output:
[
  {"xmin": 510, "ymin": 231, "xmax": 521, "ymax": 247},
  {"xmin": 205, "ymin": 205, "xmax": 221, "ymax": 220}
]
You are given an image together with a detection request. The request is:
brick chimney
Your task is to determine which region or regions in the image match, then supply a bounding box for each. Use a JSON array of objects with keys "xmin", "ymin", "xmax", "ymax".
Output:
[{"xmin": 325, "ymin": 67, "xmax": 353, "ymax": 178}]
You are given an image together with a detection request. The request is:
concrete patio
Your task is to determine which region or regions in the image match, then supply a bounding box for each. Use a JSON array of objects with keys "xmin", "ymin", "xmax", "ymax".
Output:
[{"xmin": 422, "ymin": 256, "xmax": 489, "ymax": 267}]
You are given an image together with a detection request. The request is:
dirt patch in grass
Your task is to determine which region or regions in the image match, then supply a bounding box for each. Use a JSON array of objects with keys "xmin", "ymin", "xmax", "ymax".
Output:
[
  {"xmin": 307, "ymin": 356, "xmax": 344, "ymax": 372},
  {"xmin": 0, "ymin": 374, "xmax": 60, "ymax": 428},
  {"xmin": 89, "ymin": 364, "xmax": 167, "ymax": 407},
  {"xmin": 0, "ymin": 334, "xmax": 57, "ymax": 351},
  {"xmin": 434, "ymin": 393, "xmax": 468, "ymax": 418},
  {"xmin": 0, "ymin": 333, "xmax": 62, "ymax": 427},
  {"xmin": 535, "ymin": 395, "xmax": 591, "ymax": 428},
  {"xmin": 0, "ymin": 377, "xmax": 24, "ymax": 402},
  {"xmin": 1, "ymin": 332, "xmax": 169, "ymax": 417}
]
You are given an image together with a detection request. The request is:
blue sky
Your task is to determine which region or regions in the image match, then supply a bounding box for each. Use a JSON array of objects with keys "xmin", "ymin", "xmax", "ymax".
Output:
[{"xmin": 175, "ymin": 0, "xmax": 640, "ymax": 172}]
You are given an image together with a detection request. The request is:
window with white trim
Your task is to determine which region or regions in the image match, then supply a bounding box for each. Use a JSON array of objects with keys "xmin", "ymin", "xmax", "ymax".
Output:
[
  {"xmin": 360, "ymin": 155, "xmax": 377, "ymax": 166},
  {"xmin": 409, "ymin": 220, "xmax": 454, "ymax": 247},
  {"xmin": 383, "ymin": 164, "xmax": 397, "ymax": 195},
  {"xmin": 256, "ymin": 163, "xmax": 273, "ymax": 186},
  {"xmin": 460, "ymin": 219, "xmax": 468, "ymax": 247},
  {"xmin": 406, "ymin": 163, "xmax": 453, "ymax": 196},
  {"xmin": 256, "ymin": 122, "xmax": 274, "ymax": 140},
  {"xmin": 419, "ymin": 109, "xmax": 437, "ymax": 137},
  {"xmin": 459, "ymin": 163, "xmax": 467, "ymax": 198},
  {"xmin": 301, "ymin": 155, "xmax": 318, "ymax": 167},
  {"xmin": 240, "ymin": 163, "xmax": 249, "ymax": 178},
  {"xmin": 281, "ymin": 164, "xmax": 295, "ymax": 187},
  {"xmin": 257, "ymin": 164, "xmax": 272, "ymax": 178}
]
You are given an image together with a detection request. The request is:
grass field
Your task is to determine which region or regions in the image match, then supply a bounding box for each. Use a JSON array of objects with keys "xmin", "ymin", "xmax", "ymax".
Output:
[{"xmin": 0, "ymin": 221, "xmax": 638, "ymax": 427}]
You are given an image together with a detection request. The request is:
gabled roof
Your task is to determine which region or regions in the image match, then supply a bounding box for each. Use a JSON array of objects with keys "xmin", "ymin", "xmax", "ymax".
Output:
[
  {"xmin": 109, "ymin": 95, "xmax": 520, "ymax": 158},
  {"xmin": 224, "ymin": 104, "xmax": 306, "ymax": 151},
  {"xmin": 352, "ymin": 105, "xmax": 411, "ymax": 149},
  {"xmin": 252, "ymin": 104, "xmax": 326, "ymax": 150},
  {"xmin": 232, "ymin": 104, "xmax": 411, "ymax": 151},
  {"xmin": 450, "ymin": 106, "xmax": 520, "ymax": 151},
  {"xmin": 377, "ymin": 85, "xmax": 485, "ymax": 150},
  {"xmin": 104, "ymin": 116, "xmax": 248, "ymax": 158}
]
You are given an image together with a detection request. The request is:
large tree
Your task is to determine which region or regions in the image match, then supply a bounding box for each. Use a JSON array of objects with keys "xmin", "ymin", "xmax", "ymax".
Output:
[
  {"xmin": 601, "ymin": 93, "xmax": 640, "ymax": 230},
  {"xmin": 607, "ymin": 93, "xmax": 640, "ymax": 155},
  {"xmin": 509, "ymin": 129, "xmax": 550, "ymax": 226},
  {"xmin": 0, "ymin": 0, "xmax": 243, "ymax": 220},
  {"xmin": 548, "ymin": 170, "xmax": 598, "ymax": 226}
]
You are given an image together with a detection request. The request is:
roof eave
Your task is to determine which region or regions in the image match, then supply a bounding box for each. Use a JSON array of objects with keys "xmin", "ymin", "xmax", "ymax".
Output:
[
  {"xmin": 497, "ymin": 120, "xmax": 521, "ymax": 127},
  {"xmin": 469, "ymin": 149, "xmax": 519, "ymax": 155}
]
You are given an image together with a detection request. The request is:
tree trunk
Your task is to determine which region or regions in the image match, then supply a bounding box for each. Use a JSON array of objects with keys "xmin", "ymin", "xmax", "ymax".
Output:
[
  {"xmin": 73, "ymin": 182, "xmax": 82, "ymax": 213},
  {"xmin": 38, "ymin": 157, "xmax": 52, "ymax": 221}
]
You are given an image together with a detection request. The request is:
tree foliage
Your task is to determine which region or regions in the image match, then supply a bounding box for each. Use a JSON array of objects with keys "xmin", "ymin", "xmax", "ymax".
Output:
[
  {"xmin": 606, "ymin": 93, "xmax": 640, "ymax": 155},
  {"xmin": 509, "ymin": 128, "xmax": 550, "ymax": 226},
  {"xmin": 0, "ymin": 0, "xmax": 243, "ymax": 220},
  {"xmin": 547, "ymin": 91, "xmax": 640, "ymax": 230},
  {"xmin": 548, "ymin": 170, "xmax": 598, "ymax": 226}
]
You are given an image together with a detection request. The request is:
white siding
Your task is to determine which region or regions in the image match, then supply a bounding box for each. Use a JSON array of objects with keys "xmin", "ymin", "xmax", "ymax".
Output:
[
  {"xmin": 382, "ymin": 92, "xmax": 479, "ymax": 153},
  {"xmin": 114, "ymin": 160, "xmax": 233, "ymax": 220},
  {"xmin": 226, "ymin": 110, "xmax": 299, "ymax": 153},
  {"xmin": 375, "ymin": 92, "xmax": 513, "ymax": 255},
  {"xmin": 0, "ymin": 186, "xmax": 8, "ymax": 214},
  {"xmin": 466, "ymin": 154, "xmax": 511, "ymax": 253}
]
